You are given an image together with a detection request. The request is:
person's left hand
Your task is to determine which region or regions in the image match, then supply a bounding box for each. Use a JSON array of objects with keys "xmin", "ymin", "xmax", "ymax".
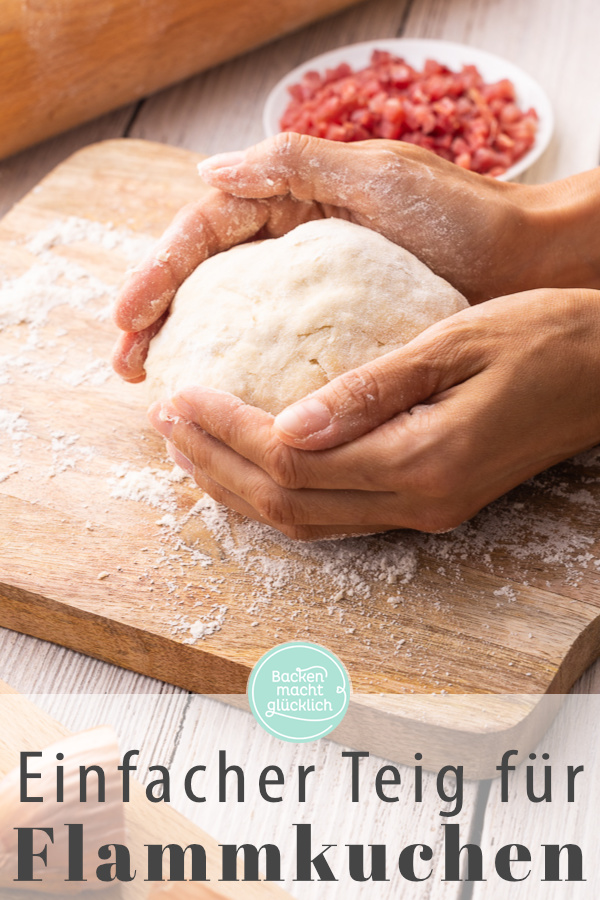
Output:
[{"xmin": 147, "ymin": 288, "xmax": 600, "ymax": 540}]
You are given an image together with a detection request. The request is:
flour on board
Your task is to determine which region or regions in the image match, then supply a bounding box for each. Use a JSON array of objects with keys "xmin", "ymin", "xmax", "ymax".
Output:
[
  {"xmin": 0, "ymin": 216, "xmax": 154, "ymax": 390},
  {"xmin": 2, "ymin": 213, "xmax": 600, "ymax": 680},
  {"xmin": 109, "ymin": 463, "xmax": 182, "ymax": 511},
  {"xmin": 0, "ymin": 409, "xmax": 30, "ymax": 454},
  {"xmin": 24, "ymin": 215, "xmax": 155, "ymax": 258}
]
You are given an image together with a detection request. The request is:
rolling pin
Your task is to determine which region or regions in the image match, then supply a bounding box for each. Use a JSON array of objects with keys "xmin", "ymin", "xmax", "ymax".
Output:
[{"xmin": 0, "ymin": 0, "xmax": 361, "ymax": 161}]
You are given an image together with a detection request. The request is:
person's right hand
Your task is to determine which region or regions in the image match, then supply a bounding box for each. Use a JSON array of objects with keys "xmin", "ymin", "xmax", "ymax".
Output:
[
  {"xmin": 149, "ymin": 287, "xmax": 600, "ymax": 541},
  {"xmin": 112, "ymin": 133, "xmax": 600, "ymax": 382}
]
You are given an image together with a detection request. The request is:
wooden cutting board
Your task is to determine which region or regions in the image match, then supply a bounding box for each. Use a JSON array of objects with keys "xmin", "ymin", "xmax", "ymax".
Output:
[{"xmin": 1, "ymin": 139, "xmax": 599, "ymax": 748}]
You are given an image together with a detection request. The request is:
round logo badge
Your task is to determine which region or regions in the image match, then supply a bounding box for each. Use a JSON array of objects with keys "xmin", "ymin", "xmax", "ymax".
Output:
[{"xmin": 248, "ymin": 641, "xmax": 351, "ymax": 742}]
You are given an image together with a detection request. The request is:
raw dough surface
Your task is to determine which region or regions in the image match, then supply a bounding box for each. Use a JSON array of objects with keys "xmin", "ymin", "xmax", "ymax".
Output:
[{"xmin": 145, "ymin": 218, "xmax": 468, "ymax": 414}]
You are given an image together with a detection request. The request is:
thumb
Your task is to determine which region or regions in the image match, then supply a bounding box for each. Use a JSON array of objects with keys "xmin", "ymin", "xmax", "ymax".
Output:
[
  {"xmin": 197, "ymin": 132, "xmax": 388, "ymax": 209},
  {"xmin": 272, "ymin": 317, "xmax": 485, "ymax": 450}
]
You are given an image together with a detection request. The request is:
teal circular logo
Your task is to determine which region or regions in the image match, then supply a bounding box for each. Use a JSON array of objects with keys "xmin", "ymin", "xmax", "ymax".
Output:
[{"xmin": 248, "ymin": 641, "xmax": 351, "ymax": 742}]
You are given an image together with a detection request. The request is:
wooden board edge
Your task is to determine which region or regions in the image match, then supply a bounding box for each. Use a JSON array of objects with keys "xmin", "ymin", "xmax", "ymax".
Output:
[{"xmin": 0, "ymin": 584, "xmax": 250, "ymax": 694}]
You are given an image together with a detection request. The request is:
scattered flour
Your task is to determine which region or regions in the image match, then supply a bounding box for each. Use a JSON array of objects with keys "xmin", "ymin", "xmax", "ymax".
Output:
[
  {"xmin": 0, "ymin": 254, "xmax": 110, "ymax": 331},
  {"xmin": 419, "ymin": 472, "xmax": 598, "ymax": 586},
  {"xmin": 47, "ymin": 431, "xmax": 96, "ymax": 478},
  {"xmin": 103, "ymin": 447, "xmax": 600, "ymax": 649},
  {"xmin": 0, "ymin": 216, "xmax": 154, "ymax": 390},
  {"xmin": 0, "ymin": 409, "xmax": 31, "ymax": 453},
  {"xmin": 188, "ymin": 605, "xmax": 229, "ymax": 641},
  {"xmin": 2, "ymin": 213, "xmax": 600, "ymax": 672},
  {"xmin": 25, "ymin": 216, "xmax": 155, "ymax": 260},
  {"xmin": 109, "ymin": 463, "xmax": 183, "ymax": 511},
  {"xmin": 62, "ymin": 358, "xmax": 114, "ymax": 388}
]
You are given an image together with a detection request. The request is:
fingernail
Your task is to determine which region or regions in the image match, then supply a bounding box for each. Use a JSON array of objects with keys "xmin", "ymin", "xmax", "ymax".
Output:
[
  {"xmin": 171, "ymin": 394, "xmax": 195, "ymax": 421},
  {"xmin": 148, "ymin": 402, "xmax": 179, "ymax": 438},
  {"xmin": 167, "ymin": 442, "xmax": 194, "ymax": 475},
  {"xmin": 197, "ymin": 151, "xmax": 246, "ymax": 175},
  {"xmin": 274, "ymin": 398, "xmax": 331, "ymax": 439}
]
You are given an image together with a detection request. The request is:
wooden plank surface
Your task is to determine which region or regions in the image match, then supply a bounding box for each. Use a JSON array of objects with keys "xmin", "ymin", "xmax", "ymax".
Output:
[
  {"xmin": 1, "ymin": 135, "xmax": 600, "ymax": 709},
  {"xmin": 130, "ymin": 0, "xmax": 600, "ymax": 183},
  {"xmin": 0, "ymin": 7, "xmax": 480, "ymax": 891},
  {"xmin": 0, "ymin": 680, "xmax": 292, "ymax": 899},
  {"xmin": 130, "ymin": 0, "xmax": 411, "ymax": 154},
  {"xmin": 0, "ymin": 107, "xmax": 137, "ymax": 220},
  {"xmin": 0, "ymin": 667, "xmax": 479, "ymax": 900},
  {"xmin": 159, "ymin": 692, "xmax": 480, "ymax": 900},
  {"xmin": 472, "ymin": 677, "xmax": 600, "ymax": 898},
  {"xmin": 0, "ymin": 0, "xmax": 599, "ymax": 895}
]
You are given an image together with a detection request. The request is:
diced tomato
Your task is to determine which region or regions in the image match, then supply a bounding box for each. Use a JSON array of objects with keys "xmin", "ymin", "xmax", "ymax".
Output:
[
  {"xmin": 280, "ymin": 50, "xmax": 538, "ymax": 175},
  {"xmin": 434, "ymin": 132, "xmax": 453, "ymax": 150},
  {"xmin": 325, "ymin": 123, "xmax": 350, "ymax": 141}
]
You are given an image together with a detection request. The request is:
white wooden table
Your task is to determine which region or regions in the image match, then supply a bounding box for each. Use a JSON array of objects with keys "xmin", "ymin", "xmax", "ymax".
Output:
[{"xmin": 2, "ymin": 1, "xmax": 600, "ymax": 896}]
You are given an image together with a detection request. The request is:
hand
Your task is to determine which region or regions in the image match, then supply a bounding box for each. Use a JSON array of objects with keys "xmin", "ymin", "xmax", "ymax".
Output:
[
  {"xmin": 148, "ymin": 288, "xmax": 600, "ymax": 540},
  {"xmin": 113, "ymin": 133, "xmax": 600, "ymax": 382}
]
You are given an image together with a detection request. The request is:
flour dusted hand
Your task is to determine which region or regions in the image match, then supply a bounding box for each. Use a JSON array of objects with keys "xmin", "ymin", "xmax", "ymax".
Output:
[
  {"xmin": 113, "ymin": 133, "xmax": 580, "ymax": 385},
  {"xmin": 116, "ymin": 134, "xmax": 600, "ymax": 540},
  {"xmin": 149, "ymin": 288, "xmax": 600, "ymax": 540},
  {"xmin": 145, "ymin": 219, "xmax": 467, "ymax": 414}
]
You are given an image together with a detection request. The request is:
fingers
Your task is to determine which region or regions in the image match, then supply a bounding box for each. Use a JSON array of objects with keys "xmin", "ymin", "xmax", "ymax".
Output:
[
  {"xmin": 151, "ymin": 385, "xmax": 482, "ymax": 535},
  {"xmin": 112, "ymin": 315, "xmax": 166, "ymax": 382},
  {"xmin": 191, "ymin": 459, "xmax": 391, "ymax": 541},
  {"xmin": 167, "ymin": 442, "xmax": 269, "ymax": 524},
  {"xmin": 151, "ymin": 389, "xmax": 342, "ymax": 489},
  {"xmin": 169, "ymin": 440, "xmax": 350, "ymax": 540},
  {"xmin": 111, "ymin": 190, "xmax": 328, "ymax": 381},
  {"xmin": 197, "ymin": 133, "xmax": 392, "ymax": 209},
  {"xmin": 272, "ymin": 310, "xmax": 488, "ymax": 450},
  {"xmin": 181, "ymin": 445, "xmax": 393, "ymax": 540},
  {"xmin": 113, "ymin": 191, "xmax": 270, "ymax": 333},
  {"xmin": 157, "ymin": 386, "xmax": 399, "ymax": 492},
  {"xmin": 147, "ymin": 382, "xmax": 482, "ymax": 536},
  {"xmin": 157, "ymin": 416, "xmax": 410, "ymax": 532},
  {"xmin": 148, "ymin": 384, "xmax": 456, "ymax": 502}
]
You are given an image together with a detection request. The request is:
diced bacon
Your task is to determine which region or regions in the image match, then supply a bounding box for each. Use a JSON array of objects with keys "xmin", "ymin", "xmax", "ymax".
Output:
[
  {"xmin": 375, "ymin": 119, "xmax": 403, "ymax": 140},
  {"xmin": 382, "ymin": 96, "xmax": 405, "ymax": 124},
  {"xmin": 481, "ymin": 79, "xmax": 515, "ymax": 102},
  {"xmin": 455, "ymin": 152, "xmax": 472, "ymax": 169},
  {"xmin": 280, "ymin": 51, "xmax": 539, "ymax": 176},
  {"xmin": 390, "ymin": 64, "xmax": 414, "ymax": 87}
]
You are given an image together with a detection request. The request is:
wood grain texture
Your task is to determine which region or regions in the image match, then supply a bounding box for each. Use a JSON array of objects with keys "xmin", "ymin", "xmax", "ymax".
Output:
[
  {"xmin": 472, "ymin": 694, "xmax": 600, "ymax": 898},
  {"xmin": 159, "ymin": 692, "xmax": 479, "ymax": 900},
  {"xmin": 0, "ymin": 643, "xmax": 477, "ymax": 899},
  {"xmin": 130, "ymin": 0, "xmax": 600, "ymax": 183},
  {"xmin": 130, "ymin": 0, "xmax": 412, "ymax": 155},
  {"xmin": 0, "ymin": 107, "xmax": 136, "ymax": 220},
  {"xmin": 0, "ymin": 0, "xmax": 362, "ymax": 161},
  {"xmin": 0, "ymin": 681, "xmax": 291, "ymax": 898},
  {"xmin": 0, "ymin": 676, "xmax": 481, "ymax": 900},
  {"xmin": 470, "ymin": 660, "xmax": 600, "ymax": 893},
  {"xmin": 0, "ymin": 0, "xmax": 598, "ymax": 893},
  {"xmin": 1, "ymin": 137, "xmax": 600, "ymax": 717}
]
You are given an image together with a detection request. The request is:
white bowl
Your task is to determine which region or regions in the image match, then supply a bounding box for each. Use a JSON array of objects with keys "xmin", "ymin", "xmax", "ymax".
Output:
[{"xmin": 263, "ymin": 38, "xmax": 553, "ymax": 182}]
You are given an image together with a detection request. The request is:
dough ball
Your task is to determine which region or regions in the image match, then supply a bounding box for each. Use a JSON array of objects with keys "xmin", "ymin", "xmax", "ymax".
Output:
[{"xmin": 145, "ymin": 218, "xmax": 468, "ymax": 414}]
